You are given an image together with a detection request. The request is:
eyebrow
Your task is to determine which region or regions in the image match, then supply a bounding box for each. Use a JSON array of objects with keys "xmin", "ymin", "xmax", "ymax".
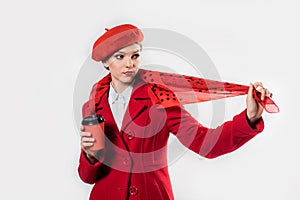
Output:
[{"xmin": 115, "ymin": 49, "xmax": 141, "ymax": 54}]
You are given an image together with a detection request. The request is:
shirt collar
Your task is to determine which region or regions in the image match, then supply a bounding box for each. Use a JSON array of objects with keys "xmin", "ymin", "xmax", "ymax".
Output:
[{"xmin": 108, "ymin": 81, "xmax": 134, "ymax": 104}]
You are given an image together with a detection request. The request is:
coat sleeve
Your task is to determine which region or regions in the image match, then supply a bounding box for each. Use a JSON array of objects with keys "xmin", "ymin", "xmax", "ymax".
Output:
[
  {"xmin": 77, "ymin": 150, "xmax": 105, "ymax": 184},
  {"xmin": 166, "ymin": 106, "xmax": 264, "ymax": 159}
]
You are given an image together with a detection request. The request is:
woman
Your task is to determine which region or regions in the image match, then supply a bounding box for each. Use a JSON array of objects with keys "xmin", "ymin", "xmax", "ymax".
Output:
[{"xmin": 78, "ymin": 24, "xmax": 272, "ymax": 200}]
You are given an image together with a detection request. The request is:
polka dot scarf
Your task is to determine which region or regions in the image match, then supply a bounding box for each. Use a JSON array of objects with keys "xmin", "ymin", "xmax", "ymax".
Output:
[{"xmin": 140, "ymin": 69, "xmax": 279, "ymax": 113}]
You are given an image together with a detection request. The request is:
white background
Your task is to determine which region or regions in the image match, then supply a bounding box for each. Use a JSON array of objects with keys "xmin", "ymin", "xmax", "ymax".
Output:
[{"xmin": 0, "ymin": 0, "xmax": 299, "ymax": 199}]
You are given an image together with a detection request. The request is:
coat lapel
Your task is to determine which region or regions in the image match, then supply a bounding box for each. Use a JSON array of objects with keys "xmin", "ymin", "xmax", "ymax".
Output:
[
  {"xmin": 95, "ymin": 92, "xmax": 128, "ymax": 150},
  {"xmin": 121, "ymin": 80, "xmax": 152, "ymax": 132}
]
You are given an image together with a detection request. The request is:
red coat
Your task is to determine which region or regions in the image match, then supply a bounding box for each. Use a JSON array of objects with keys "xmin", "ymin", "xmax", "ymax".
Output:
[{"xmin": 78, "ymin": 76, "xmax": 264, "ymax": 200}]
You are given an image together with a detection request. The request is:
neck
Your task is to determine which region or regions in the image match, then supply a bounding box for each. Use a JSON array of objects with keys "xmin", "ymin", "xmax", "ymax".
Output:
[{"xmin": 111, "ymin": 81, "xmax": 131, "ymax": 94}]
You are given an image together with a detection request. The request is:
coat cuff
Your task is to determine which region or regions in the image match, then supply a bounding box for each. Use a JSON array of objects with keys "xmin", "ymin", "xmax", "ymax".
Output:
[
  {"xmin": 233, "ymin": 109, "xmax": 264, "ymax": 135},
  {"xmin": 80, "ymin": 150, "xmax": 102, "ymax": 168}
]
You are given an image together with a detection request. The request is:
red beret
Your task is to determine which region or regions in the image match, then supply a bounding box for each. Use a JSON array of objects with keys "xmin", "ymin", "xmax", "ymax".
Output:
[{"xmin": 91, "ymin": 24, "xmax": 144, "ymax": 62}]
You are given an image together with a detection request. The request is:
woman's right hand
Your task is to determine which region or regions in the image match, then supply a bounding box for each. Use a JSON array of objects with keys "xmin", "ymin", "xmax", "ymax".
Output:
[{"xmin": 80, "ymin": 126, "xmax": 101, "ymax": 163}]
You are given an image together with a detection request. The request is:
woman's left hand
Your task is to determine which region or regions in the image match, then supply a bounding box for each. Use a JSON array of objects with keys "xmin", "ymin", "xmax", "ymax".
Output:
[{"xmin": 246, "ymin": 82, "xmax": 272, "ymax": 125}]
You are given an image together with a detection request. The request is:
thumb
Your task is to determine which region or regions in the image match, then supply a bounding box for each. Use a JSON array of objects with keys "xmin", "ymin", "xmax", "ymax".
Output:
[
  {"xmin": 248, "ymin": 82, "xmax": 254, "ymax": 97},
  {"xmin": 80, "ymin": 126, "xmax": 85, "ymax": 131}
]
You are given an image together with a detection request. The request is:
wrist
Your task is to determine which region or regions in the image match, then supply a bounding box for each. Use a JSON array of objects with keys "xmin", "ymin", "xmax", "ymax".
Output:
[
  {"xmin": 246, "ymin": 114, "xmax": 261, "ymax": 129},
  {"xmin": 84, "ymin": 149, "xmax": 105, "ymax": 164},
  {"xmin": 85, "ymin": 152, "xmax": 98, "ymax": 164}
]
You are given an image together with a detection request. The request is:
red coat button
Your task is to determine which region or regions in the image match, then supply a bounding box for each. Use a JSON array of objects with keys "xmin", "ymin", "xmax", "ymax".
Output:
[
  {"xmin": 126, "ymin": 130, "xmax": 135, "ymax": 140},
  {"xmin": 123, "ymin": 158, "xmax": 129, "ymax": 166},
  {"xmin": 129, "ymin": 186, "xmax": 138, "ymax": 196}
]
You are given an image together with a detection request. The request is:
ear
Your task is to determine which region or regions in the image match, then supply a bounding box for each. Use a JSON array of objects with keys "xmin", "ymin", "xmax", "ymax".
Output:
[
  {"xmin": 102, "ymin": 60, "xmax": 107, "ymax": 66},
  {"xmin": 102, "ymin": 61, "xmax": 109, "ymax": 70}
]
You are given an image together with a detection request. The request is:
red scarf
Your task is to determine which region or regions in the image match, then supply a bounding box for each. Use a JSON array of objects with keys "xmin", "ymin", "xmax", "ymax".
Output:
[{"xmin": 82, "ymin": 69, "xmax": 279, "ymax": 117}]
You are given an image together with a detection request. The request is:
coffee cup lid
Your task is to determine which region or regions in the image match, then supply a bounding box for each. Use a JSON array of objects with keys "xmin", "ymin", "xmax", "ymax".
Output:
[{"xmin": 81, "ymin": 114, "xmax": 104, "ymax": 125}]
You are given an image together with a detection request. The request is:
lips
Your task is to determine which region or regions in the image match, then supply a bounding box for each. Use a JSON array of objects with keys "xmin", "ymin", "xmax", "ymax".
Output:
[{"xmin": 123, "ymin": 71, "xmax": 134, "ymax": 76}]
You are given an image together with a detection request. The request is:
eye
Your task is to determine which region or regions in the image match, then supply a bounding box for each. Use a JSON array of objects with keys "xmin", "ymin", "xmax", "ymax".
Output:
[
  {"xmin": 131, "ymin": 53, "xmax": 140, "ymax": 59},
  {"xmin": 115, "ymin": 54, "xmax": 124, "ymax": 59}
]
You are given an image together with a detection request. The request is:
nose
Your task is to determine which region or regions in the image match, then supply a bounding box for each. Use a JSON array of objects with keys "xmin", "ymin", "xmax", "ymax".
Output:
[{"xmin": 124, "ymin": 57, "xmax": 134, "ymax": 68}]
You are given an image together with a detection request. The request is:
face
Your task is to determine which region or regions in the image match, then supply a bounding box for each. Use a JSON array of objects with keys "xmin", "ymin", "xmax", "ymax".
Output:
[{"xmin": 103, "ymin": 43, "xmax": 141, "ymax": 89}]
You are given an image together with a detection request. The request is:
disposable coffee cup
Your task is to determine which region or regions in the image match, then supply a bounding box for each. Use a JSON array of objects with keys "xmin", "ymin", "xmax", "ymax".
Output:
[{"xmin": 81, "ymin": 114, "xmax": 105, "ymax": 151}]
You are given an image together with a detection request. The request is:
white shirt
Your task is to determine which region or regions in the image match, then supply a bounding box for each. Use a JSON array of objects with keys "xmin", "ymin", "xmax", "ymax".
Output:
[{"xmin": 108, "ymin": 83, "xmax": 133, "ymax": 130}]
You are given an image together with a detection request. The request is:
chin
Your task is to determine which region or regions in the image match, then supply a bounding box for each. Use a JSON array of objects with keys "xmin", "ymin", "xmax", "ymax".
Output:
[{"xmin": 122, "ymin": 77, "xmax": 135, "ymax": 84}]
